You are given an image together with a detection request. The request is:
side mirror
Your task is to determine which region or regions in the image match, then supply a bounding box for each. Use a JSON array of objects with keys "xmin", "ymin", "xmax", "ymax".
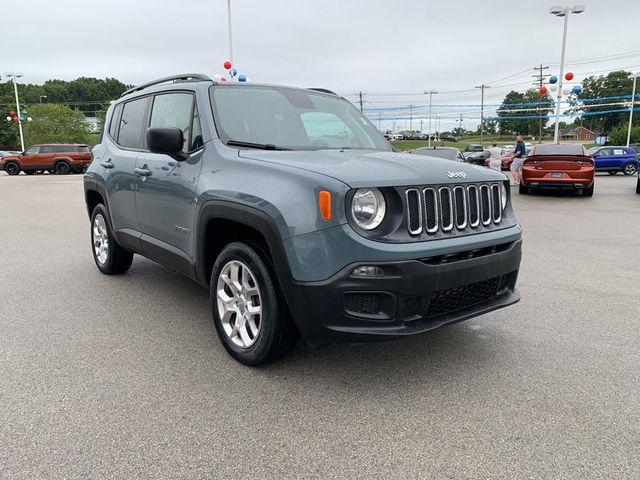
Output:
[{"xmin": 146, "ymin": 127, "xmax": 184, "ymax": 156}]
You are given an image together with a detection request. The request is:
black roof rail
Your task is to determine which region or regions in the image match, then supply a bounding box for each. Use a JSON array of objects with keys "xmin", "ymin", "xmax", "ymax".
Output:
[
  {"xmin": 120, "ymin": 73, "xmax": 212, "ymax": 98},
  {"xmin": 308, "ymin": 88, "xmax": 338, "ymax": 95}
]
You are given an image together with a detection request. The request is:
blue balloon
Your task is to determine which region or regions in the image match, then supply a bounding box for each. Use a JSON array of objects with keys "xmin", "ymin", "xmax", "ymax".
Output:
[
  {"xmin": 549, "ymin": 75, "xmax": 558, "ymax": 84},
  {"xmin": 572, "ymin": 85, "xmax": 582, "ymax": 94},
  {"xmin": 21, "ymin": 110, "xmax": 27, "ymax": 115},
  {"xmin": 238, "ymin": 74, "xmax": 247, "ymax": 82},
  {"xmin": 19, "ymin": 117, "xmax": 24, "ymax": 122},
  {"xmin": 231, "ymin": 68, "xmax": 237, "ymax": 77}
]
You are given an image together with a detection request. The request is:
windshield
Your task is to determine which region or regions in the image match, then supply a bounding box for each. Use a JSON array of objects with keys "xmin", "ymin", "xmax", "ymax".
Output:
[
  {"xmin": 587, "ymin": 147, "xmax": 599, "ymax": 155},
  {"xmin": 532, "ymin": 144, "xmax": 585, "ymax": 156},
  {"xmin": 210, "ymin": 85, "xmax": 391, "ymax": 151}
]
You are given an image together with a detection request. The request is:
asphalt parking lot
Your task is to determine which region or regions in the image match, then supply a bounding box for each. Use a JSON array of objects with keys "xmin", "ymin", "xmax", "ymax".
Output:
[{"xmin": 1, "ymin": 172, "xmax": 639, "ymax": 479}]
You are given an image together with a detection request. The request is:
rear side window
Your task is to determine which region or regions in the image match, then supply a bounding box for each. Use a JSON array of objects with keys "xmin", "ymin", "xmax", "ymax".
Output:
[
  {"xmin": 612, "ymin": 148, "xmax": 628, "ymax": 156},
  {"xmin": 118, "ymin": 97, "xmax": 149, "ymax": 149},
  {"xmin": 78, "ymin": 146, "xmax": 90, "ymax": 153},
  {"xmin": 149, "ymin": 92, "xmax": 198, "ymax": 153},
  {"xmin": 40, "ymin": 146, "xmax": 55, "ymax": 153},
  {"xmin": 109, "ymin": 103, "xmax": 123, "ymax": 140}
]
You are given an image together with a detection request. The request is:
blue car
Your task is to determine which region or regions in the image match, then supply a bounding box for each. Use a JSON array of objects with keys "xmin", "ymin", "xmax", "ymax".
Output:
[{"xmin": 588, "ymin": 146, "xmax": 639, "ymax": 175}]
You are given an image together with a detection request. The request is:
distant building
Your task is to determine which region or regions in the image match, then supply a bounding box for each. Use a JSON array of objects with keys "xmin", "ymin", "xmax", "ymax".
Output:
[{"xmin": 558, "ymin": 126, "xmax": 596, "ymax": 142}]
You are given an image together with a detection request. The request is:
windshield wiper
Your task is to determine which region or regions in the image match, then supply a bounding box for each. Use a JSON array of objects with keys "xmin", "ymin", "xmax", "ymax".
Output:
[{"xmin": 226, "ymin": 140, "xmax": 291, "ymax": 151}]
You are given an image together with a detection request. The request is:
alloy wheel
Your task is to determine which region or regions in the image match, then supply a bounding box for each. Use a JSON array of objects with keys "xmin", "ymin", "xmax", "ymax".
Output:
[
  {"xmin": 623, "ymin": 163, "xmax": 637, "ymax": 175},
  {"xmin": 216, "ymin": 260, "xmax": 262, "ymax": 348},
  {"xmin": 92, "ymin": 214, "xmax": 109, "ymax": 265}
]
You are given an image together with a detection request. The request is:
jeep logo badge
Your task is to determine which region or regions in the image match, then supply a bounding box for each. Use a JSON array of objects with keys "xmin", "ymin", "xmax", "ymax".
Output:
[{"xmin": 447, "ymin": 171, "xmax": 467, "ymax": 179}]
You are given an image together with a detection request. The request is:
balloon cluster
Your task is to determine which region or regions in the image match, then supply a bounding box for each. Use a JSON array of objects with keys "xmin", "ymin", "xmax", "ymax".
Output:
[
  {"xmin": 5, "ymin": 110, "xmax": 32, "ymax": 124},
  {"xmin": 212, "ymin": 61, "xmax": 250, "ymax": 83},
  {"xmin": 539, "ymin": 72, "xmax": 582, "ymax": 96}
]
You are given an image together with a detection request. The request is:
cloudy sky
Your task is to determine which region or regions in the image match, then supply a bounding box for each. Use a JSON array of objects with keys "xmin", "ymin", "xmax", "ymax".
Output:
[{"xmin": 3, "ymin": 0, "xmax": 639, "ymax": 130}]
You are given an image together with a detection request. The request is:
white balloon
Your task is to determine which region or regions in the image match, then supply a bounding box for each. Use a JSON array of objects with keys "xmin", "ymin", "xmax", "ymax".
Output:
[
  {"xmin": 6, "ymin": 116, "xmax": 11, "ymax": 122},
  {"xmin": 27, "ymin": 117, "xmax": 33, "ymax": 122},
  {"xmin": 550, "ymin": 84, "xmax": 558, "ymax": 92}
]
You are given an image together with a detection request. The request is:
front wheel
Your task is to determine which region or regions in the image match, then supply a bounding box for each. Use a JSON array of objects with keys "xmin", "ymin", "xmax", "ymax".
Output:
[
  {"xmin": 90, "ymin": 204, "xmax": 134, "ymax": 274},
  {"xmin": 623, "ymin": 163, "xmax": 637, "ymax": 176},
  {"xmin": 210, "ymin": 242, "xmax": 298, "ymax": 365},
  {"xmin": 4, "ymin": 162, "xmax": 20, "ymax": 175}
]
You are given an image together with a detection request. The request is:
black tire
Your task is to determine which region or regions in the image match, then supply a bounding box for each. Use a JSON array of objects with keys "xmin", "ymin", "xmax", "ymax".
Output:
[
  {"xmin": 5, "ymin": 162, "xmax": 20, "ymax": 176},
  {"xmin": 519, "ymin": 183, "xmax": 529, "ymax": 195},
  {"xmin": 55, "ymin": 161, "xmax": 70, "ymax": 175},
  {"xmin": 583, "ymin": 183, "xmax": 594, "ymax": 197},
  {"xmin": 24, "ymin": 170, "xmax": 35, "ymax": 175},
  {"xmin": 210, "ymin": 242, "xmax": 299, "ymax": 365},
  {"xmin": 622, "ymin": 163, "xmax": 637, "ymax": 176},
  {"xmin": 90, "ymin": 204, "xmax": 134, "ymax": 275}
]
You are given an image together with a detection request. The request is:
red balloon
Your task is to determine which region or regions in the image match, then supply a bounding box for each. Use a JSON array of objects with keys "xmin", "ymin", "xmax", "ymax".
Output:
[
  {"xmin": 13, "ymin": 117, "xmax": 19, "ymax": 123},
  {"xmin": 9, "ymin": 111, "xmax": 15, "ymax": 116},
  {"xmin": 565, "ymin": 72, "xmax": 574, "ymax": 81},
  {"xmin": 220, "ymin": 76, "xmax": 227, "ymax": 81},
  {"xmin": 223, "ymin": 61, "xmax": 232, "ymax": 70},
  {"xmin": 539, "ymin": 86, "xmax": 548, "ymax": 95}
]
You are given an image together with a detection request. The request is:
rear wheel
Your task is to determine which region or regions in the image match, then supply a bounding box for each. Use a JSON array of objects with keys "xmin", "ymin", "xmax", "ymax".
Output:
[
  {"xmin": 583, "ymin": 184, "xmax": 594, "ymax": 197},
  {"xmin": 623, "ymin": 163, "xmax": 637, "ymax": 176},
  {"xmin": 90, "ymin": 204, "xmax": 134, "ymax": 274},
  {"xmin": 518, "ymin": 183, "xmax": 529, "ymax": 195},
  {"xmin": 5, "ymin": 162, "xmax": 20, "ymax": 175},
  {"xmin": 55, "ymin": 161, "xmax": 70, "ymax": 175},
  {"xmin": 210, "ymin": 242, "xmax": 299, "ymax": 365}
]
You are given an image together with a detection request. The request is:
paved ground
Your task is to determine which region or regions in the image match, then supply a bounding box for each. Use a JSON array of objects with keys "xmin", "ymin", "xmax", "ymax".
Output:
[{"xmin": 1, "ymin": 172, "xmax": 639, "ymax": 479}]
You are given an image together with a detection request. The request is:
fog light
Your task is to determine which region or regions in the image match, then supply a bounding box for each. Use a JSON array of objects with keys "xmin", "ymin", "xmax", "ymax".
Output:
[{"xmin": 352, "ymin": 266, "xmax": 384, "ymax": 278}]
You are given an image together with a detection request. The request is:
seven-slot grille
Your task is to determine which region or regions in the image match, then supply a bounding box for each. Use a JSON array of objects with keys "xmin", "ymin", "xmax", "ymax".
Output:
[{"xmin": 405, "ymin": 184, "xmax": 504, "ymax": 236}]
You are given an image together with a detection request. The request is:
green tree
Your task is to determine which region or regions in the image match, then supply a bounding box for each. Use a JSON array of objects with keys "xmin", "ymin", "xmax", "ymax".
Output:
[
  {"xmin": 0, "ymin": 117, "xmax": 19, "ymax": 150},
  {"xmin": 476, "ymin": 119, "xmax": 497, "ymax": 135},
  {"xmin": 572, "ymin": 70, "xmax": 636, "ymax": 133},
  {"xmin": 497, "ymin": 91, "xmax": 527, "ymax": 135},
  {"xmin": 24, "ymin": 104, "xmax": 91, "ymax": 146},
  {"xmin": 607, "ymin": 123, "xmax": 640, "ymax": 145}
]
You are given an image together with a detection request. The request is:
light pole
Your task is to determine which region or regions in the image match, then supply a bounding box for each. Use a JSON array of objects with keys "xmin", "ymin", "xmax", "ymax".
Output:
[
  {"xmin": 226, "ymin": 0, "xmax": 234, "ymax": 63},
  {"xmin": 425, "ymin": 90, "xmax": 437, "ymax": 147},
  {"xmin": 475, "ymin": 84, "xmax": 490, "ymax": 146},
  {"xmin": 627, "ymin": 73, "xmax": 639, "ymax": 147},
  {"xmin": 5, "ymin": 72, "xmax": 25, "ymax": 151},
  {"xmin": 549, "ymin": 5, "xmax": 585, "ymax": 143},
  {"xmin": 40, "ymin": 95, "xmax": 47, "ymax": 104}
]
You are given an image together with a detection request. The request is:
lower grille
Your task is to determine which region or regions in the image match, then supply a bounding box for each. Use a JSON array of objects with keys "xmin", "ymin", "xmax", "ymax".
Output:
[
  {"xmin": 403, "ymin": 296, "xmax": 421, "ymax": 319},
  {"xmin": 426, "ymin": 277, "xmax": 500, "ymax": 318},
  {"xmin": 344, "ymin": 293, "xmax": 382, "ymax": 315}
]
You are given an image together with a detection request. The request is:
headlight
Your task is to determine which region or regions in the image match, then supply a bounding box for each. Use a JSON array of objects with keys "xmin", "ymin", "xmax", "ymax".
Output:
[
  {"xmin": 501, "ymin": 183, "xmax": 508, "ymax": 211},
  {"xmin": 351, "ymin": 188, "xmax": 386, "ymax": 230}
]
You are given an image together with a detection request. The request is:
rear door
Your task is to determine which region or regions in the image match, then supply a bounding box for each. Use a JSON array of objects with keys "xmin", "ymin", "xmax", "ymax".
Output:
[
  {"xmin": 135, "ymin": 91, "xmax": 204, "ymax": 266},
  {"xmin": 103, "ymin": 96, "xmax": 149, "ymax": 243},
  {"xmin": 610, "ymin": 147, "xmax": 634, "ymax": 169}
]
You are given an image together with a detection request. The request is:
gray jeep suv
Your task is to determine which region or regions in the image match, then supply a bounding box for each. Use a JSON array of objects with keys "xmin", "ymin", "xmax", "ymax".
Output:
[{"xmin": 84, "ymin": 74, "xmax": 522, "ymax": 365}]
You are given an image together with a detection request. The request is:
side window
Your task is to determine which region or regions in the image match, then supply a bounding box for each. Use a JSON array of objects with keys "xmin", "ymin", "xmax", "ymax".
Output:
[
  {"xmin": 118, "ymin": 97, "xmax": 149, "ymax": 149},
  {"xmin": 149, "ymin": 93, "xmax": 194, "ymax": 153},
  {"xmin": 109, "ymin": 103, "xmax": 123, "ymax": 140},
  {"xmin": 24, "ymin": 146, "xmax": 40, "ymax": 155},
  {"xmin": 598, "ymin": 149, "xmax": 610, "ymax": 156},
  {"xmin": 612, "ymin": 148, "xmax": 626, "ymax": 156},
  {"xmin": 40, "ymin": 146, "xmax": 54, "ymax": 154}
]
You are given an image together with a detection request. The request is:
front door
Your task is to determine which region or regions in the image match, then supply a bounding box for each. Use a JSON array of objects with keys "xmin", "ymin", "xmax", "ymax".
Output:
[
  {"xmin": 20, "ymin": 145, "xmax": 42, "ymax": 169},
  {"xmin": 135, "ymin": 91, "xmax": 203, "ymax": 262},
  {"xmin": 594, "ymin": 148, "xmax": 613, "ymax": 170}
]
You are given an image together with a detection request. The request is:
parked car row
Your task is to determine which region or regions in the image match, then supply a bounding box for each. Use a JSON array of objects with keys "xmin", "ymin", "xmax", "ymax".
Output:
[{"xmin": 0, "ymin": 144, "xmax": 91, "ymax": 175}]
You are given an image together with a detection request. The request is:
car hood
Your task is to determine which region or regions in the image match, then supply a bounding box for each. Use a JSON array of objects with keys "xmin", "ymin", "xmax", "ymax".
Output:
[
  {"xmin": 1, "ymin": 154, "xmax": 20, "ymax": 161},
  {"xmin": 238, "ymin": 149, "xmax": 505, "ymax": 188}
]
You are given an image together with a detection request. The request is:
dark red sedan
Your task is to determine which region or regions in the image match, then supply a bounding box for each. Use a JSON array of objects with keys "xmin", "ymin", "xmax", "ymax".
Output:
[{"xmin": 520, "ymin": 144, "xmax": 595, "ymax": 196}]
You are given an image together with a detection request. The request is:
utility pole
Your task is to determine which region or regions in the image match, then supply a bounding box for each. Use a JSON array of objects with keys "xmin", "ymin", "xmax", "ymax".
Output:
[
  {"xmin": 378, "ymin": 113, "xmax": 382, "ymax": 132},
  {"xmin": 425, "ymin": 90, "xmax": 438, "ymax": 147},
  {"xmin": 475, "ymin": 84, "xmax": 490, "ymax": 147},
  {"xmin": 226, "ymin": 0, "xmax": 233, "ymax": 63},
  {"xmin": 5, "ymin": 72, "xmax": 25, "ymax": 151},
  {"xmin": 358, "ymin": 91, "xmax": 365, "ymax": 113},
  {"xmin": 419, "ymin": 118, "xmax": 423, "ymax": 134},
  {"xmin": 458, "ymin": 114, "xmax": 463, "ymax": 137},
  {"xmin": 532, "ymin": 64, "xmax": 550, "ymax": 142},
  {"xmin": 409, "ymin": 104, "xmax": 414, "ymax": 131}
]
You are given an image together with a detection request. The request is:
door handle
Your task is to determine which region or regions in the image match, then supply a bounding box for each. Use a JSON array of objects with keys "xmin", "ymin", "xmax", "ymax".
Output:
[
  {"xmin": 134, "ymin": 167, "xmax": 152, "ymax": 177},
  {"xmin": 100, "ymin": 159, "xmax": 114, "ymax": 169}
]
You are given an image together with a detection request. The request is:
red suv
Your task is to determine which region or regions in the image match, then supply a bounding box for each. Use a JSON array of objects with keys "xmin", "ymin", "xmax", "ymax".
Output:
[
  {"xmin": 0, "ymin": 144, "xmax": 91, "ymax": 175},
  {"xmin": 520, "ymin": 143, "xmax": 595, "ymax": 197}
]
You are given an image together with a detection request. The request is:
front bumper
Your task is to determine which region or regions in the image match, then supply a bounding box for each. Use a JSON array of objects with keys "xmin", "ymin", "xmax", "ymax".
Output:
[{"xmin": 285, "ymin": 239, "xmax": 522, "ymax": 344}]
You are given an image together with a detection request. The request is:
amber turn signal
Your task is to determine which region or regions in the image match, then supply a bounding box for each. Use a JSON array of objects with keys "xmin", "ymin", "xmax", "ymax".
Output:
[{"xmin": 318, "ymin": 190, "xmax": 332, "ymax": 221}]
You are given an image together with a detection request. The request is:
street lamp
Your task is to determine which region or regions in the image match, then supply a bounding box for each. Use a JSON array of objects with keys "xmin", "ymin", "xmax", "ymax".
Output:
[
  {"xmin": 627, "ymin": 73, "xmax": 639, "ymax": 147},
  {"xmin": 5, "ymin": 72, "xmax": 25, "ymax": 151},
  {"xmin": 40, "ymin": 95, "xmax": 47, "ymax": 104},
  {"xmin": 226, "ymin": 0, "xmax": 233, "ymax": 63},
  {"xmin": 549, "ymin": 5, "xmax": 585, "ymax": 143},
  {"xmin": 425, "ymin": 90, "xmax": 438, "ymax": 147}
]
